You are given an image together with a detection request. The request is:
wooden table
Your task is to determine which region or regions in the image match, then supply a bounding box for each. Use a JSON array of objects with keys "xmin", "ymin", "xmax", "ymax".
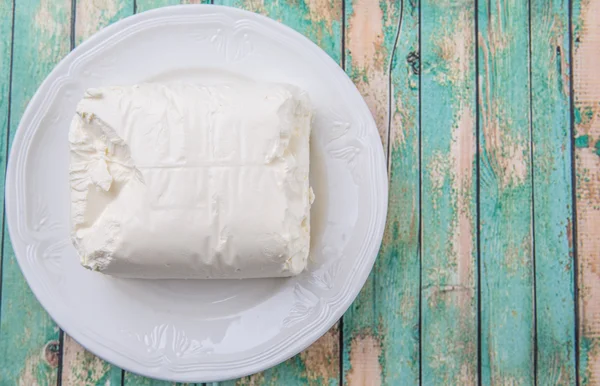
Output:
[{"xmin": 0, "ymin": 0, "xmax": 598, "ymax": 384}]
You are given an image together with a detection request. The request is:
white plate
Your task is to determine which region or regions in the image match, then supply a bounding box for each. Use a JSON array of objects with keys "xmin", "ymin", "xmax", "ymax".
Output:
[{"xmin": 5, "ymin": 5, "xmax": 387, "ymax": 383}]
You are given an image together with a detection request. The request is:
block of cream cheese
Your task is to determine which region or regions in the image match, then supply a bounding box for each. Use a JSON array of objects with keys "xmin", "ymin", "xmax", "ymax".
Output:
[{"xmin": 69, "ymin": 82, "xmax": 313, "ymax": 279}]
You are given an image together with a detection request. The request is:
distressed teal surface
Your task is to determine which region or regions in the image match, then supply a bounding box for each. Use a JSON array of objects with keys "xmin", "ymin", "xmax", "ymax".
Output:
[
  {"xmin": 0, "ymin": 0, "xmax": 12, "ymax": 279},
  {"xmin": 0, "ymin": 0, "xmax": 592, "ymax": 384},
  {"xmin": 421, "ymin": 0, "xmax": 478, "ymax": 384},
  {"xmin": 0, "ymin": 0, "xmax": 71, "ymax": 384},
  {"xmin": 342, "ymin": 0, "xmax": 421, "ymax": 384},
  {"xmin": 576, "ymin": 134, "xmax": 590, "ymax": 148},
  {"xmin": 136, "ymin": 0, "xmax": 211, "ymax": 13},
  {"xmin": 530, "ymin": 0, "xmax": 576, "ymax": 384},
  {"xmin": 477, "ymin": 0, "xmax": 535, "ymax": 384}
]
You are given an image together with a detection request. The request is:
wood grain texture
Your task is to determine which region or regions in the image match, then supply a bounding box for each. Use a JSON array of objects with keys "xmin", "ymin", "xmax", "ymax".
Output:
[
  {"xmin": 420, "ymin": 0, "xmax": 477, "ymax": 384},
  {"xmin": 573, "ymin": 0, "xmax": 600, "ymax": 384},
  {"xmin": 342, "ymin": 0, "xmax": 420, "ymax": 384},
  {"xmin": 75, "ymin": 0, "xmax": 134, "ymax": 46},
  {"xmin": 59, "ymin": 2, "xmax": 133, "ymax": 384},
  {"xmin": 477, "ymin": 0, "xmax": 534, "ymax": 384},
  {"xmin": 61, "ymin": 335, "xmax": 123, "ymax": 385},
  {"xmin": 530, "ymin": 0, "xmax": 577, "ymax": 384},
  {"xmin": 205, "ymin": 1, "xmax": 342, "ymax": 385},
  {"xmin": 136, "ymin": 0, "xmax": 210, "ymax": 13},
  {"xmin": 0, "ymin": 0, "xmax": 71, "ymax": 384},
  {"xmin": 0, "ymin": 0, "xmax": 12, "ymax": 285}
]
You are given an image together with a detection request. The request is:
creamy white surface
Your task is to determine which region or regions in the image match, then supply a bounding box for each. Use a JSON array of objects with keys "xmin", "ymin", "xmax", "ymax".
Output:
[{"xmin": 69, "ymin": 82, "xmax": 313, "ymax": 279}]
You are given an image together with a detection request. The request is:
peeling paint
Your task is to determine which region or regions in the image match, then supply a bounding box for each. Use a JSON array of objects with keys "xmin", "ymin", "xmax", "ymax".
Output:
[
  {"xmin": 347, "ymin": 0, "xmax": 387, "ymax": 143},
  {"xmin": 234, "ymin": 371, "xmax": 267, "ymax": 386},
  {"xmin": 76, "ymin": 0, "xmax": 126, "ymax": 44},
  {"xmin": 575, "ymin": 0, "xmax": 600, "ymax": 380},
  {"xmin": 61, "ymin": 336, "xmax": 114, "ymax": 385},
  {"xmin": 34, "ymin": 0, "xmax": 71, "ymax": 62},
  {"xmin": 346, "ymin": 334, "xmax": 382, "ymax": 386},
  {"xmin": 241, "ymin": 0, "xmax": 267, "ymax": 15},
  {"xmin": 300, "ymin": 324, "xmax": 339, "ymax": 384},
  {"xmin": 576, "ymin": 135, "xmax": 591, "ymax": 148},
  {"xmin": 17, "ymin": 349, "xmax": 56, "ymax": 386},
  {"xmin": 305, "ymin": 0, "xmax": 341, "ymax": 32},
  {"xmin": 451, "ymin": 106, "xmax": 475, "ymax": 303}
]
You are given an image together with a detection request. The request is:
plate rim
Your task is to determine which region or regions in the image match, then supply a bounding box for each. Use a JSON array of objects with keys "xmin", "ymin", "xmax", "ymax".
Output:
[{"xmin": 5, "ymin": 4, "xmax": 389, "ymax": 382}]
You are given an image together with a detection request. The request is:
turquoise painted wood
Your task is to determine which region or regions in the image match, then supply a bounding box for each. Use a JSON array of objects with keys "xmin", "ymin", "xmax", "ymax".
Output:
[
  {"xmin": 136, "ymin": 0, "xmax": 211, "ymax": 14},
  {"xmin": 530, "ymin": 0, "xmax": 576, "ymax": 384},
  {"xmin": 342, "ymin": 0, "xmax": 420, "ymax": 384},
  {"xmin": 0, "ymin": 0, "xmax": 71, "ymax": 384},
  {"xmin": 74, "ymin": 0, "xmax": 134, "ymax": 46},
  {"xmin": 62, "ymin": 334, "xmax": 124, "ymax": 386},
  {"xmin": 0, "ymin": 0, "xmax": 12, "ymax": 266},
  {"xmin": 421, "ymin": 0, "xmax": 478, "ymax": 384},
  {"xmin": 477, "ymin": 0, "xmax": 535, "ymax": 384},
  {"xmin": 0, "ymin": 1, "xmax": 594, "ymax": 385}
]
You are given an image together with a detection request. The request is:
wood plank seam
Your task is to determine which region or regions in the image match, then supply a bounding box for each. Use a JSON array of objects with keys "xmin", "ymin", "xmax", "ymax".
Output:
[
  {"xmin": 568, "ymin": 0, "xmax": 581, "ymax": 383},
  {"xmin": 342, "ymin": 0, "xmax": 420, "ymax": 383},
  {"xmin": 526, "ymin": 2, "xmax": 538, "ymax": 384},
  {"xmin": 0, "ymin": 0, "xmax": 15, "ymax": 327},
  {"xmin": 572, "ymin": 0, "xmax": 600, "ymax": 383},
  {"xmin": 417, "ymin": 0, "xmax": 422, "ymax": 383},
  {"xmin": 475, "ymin": 0, "xmax": 482, "ymax": 383},
  {"xmin": 386, "ymin": 0, "xmax": 404, "ymax": 167}
]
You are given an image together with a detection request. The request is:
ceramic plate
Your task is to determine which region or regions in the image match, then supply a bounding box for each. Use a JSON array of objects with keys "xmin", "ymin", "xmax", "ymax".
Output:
[{"xmin": 5, "ymin": 5, "xmax": 387, "ymax": 382}]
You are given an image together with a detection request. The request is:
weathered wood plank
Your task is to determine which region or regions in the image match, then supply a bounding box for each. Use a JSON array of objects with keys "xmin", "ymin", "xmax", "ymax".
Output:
[
  {"xmin": 205, "ymin": 0, "xmax": 342, "ymax": 385},
  {"xmin": 573, "ymin": 0, "xmax": 600, "ymax": 384},
  {"xmin": 530, "ymin": 0, "xmax": 577, "ymax": 384},
  {"xmin": 342, "ymin": 0, "xmax": 420, "ymax": 384},
  {"xmin": 420, "ymin": 0, "xmax": 477, "ymax": 384},
  {"xmin": 59, "ymin": 2, "xmax": 133, "ymax": 384},
  {"xmin": 477, "ymin": 0, "xmax": 534, "ymax": 383},
  {"xmin": 0, "ymin": 0, "xmax": 72, "ymax": 384},
  {"xmin": 136, "ymin": 0, "xmax": 210, "ymax": 13},
  {"xmin": 61, "ymin": 335, "xmax": 123, "ymax": 385},
  {"xmin": 0, "ymin": 0, "xmax": 12, "ymax": 284},
  {"xmin": 75, "ymin": 0, "xmax": 134, "ymax": 46}
]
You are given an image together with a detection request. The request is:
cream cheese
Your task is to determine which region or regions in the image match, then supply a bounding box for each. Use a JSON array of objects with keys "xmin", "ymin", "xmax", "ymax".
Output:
[{"xmin": 69, "ymin": 82, "xmax": 313, "ymax": 279}]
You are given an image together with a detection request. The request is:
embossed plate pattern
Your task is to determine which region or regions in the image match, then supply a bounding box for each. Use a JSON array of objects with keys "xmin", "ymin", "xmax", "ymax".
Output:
[{"xmin": 5, "ymin": 5, "xmax": 387, "ymax": 382}]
